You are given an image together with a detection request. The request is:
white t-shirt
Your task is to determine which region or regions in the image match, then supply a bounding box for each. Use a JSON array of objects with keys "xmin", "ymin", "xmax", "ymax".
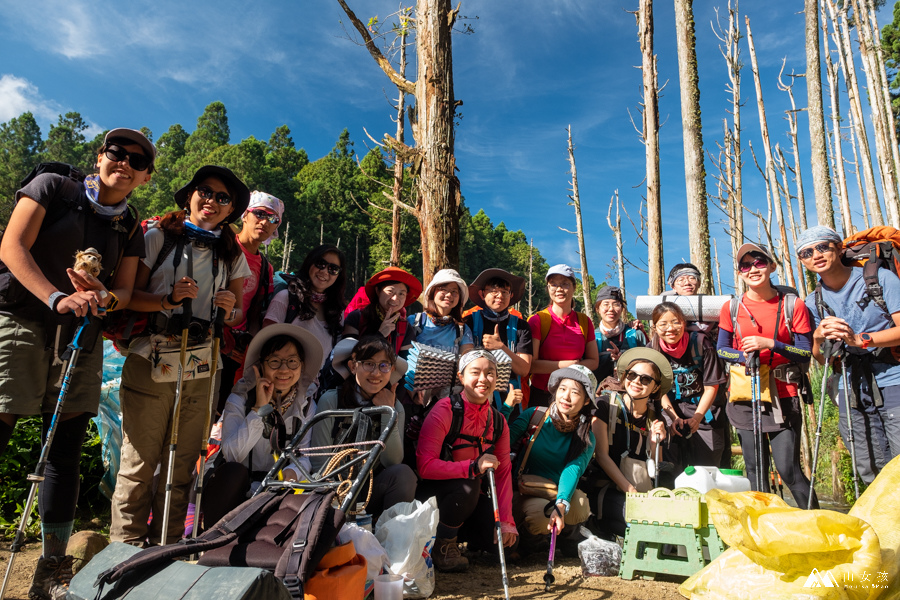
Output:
[{"xmin": 129, "ymin": 226, "xmax": 251, "ymax": 360}]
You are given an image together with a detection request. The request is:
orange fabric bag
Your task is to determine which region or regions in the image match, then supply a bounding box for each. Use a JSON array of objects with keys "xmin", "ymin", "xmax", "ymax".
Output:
[{"xmin": 304, "ymin": 541, "xmax": 367, "ymax": 600}]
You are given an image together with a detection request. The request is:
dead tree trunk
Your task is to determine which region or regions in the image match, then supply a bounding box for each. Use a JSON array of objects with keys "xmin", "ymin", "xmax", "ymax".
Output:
[
  {"xmin": 777, "ymin": 63, "xmax": 808, "ymax": 232},
  {"xmin": 713, "ymin": 238, "xmax": 724, "ymax": 295},
  {"xmin": 806, "ymin": 0, "xmax": 836, "ymax": 229},
  {"xmin": 338, "ymin": 0, "xmax": 461, "ymax": 285},
  {"xmin": 777, "ymin": 147, "xmax": 807, "ymax": 294},
  {"xmin": 826, "ymin": 0, "xmax": 885, "ymax": 226},
  {"xmin": 608, "ymin": 191, "xmax": 627, "ymax": 298},
  {"xmin": 867, "ymin": 0, "xmax": 900, "ymax": 207},
  {"xmin": 851, "ymin": 0, "xmax": 900, "ymax": 226},
  {"xmin": 848, "ymin": 117, "xmax": 872, "ymax": 229},
  {"xmin": 562, "ymin": 126, "xmax": 593, "ymax": 321},
  {"xmin": 675, "ymin": 0, "xmax": 713, "ymax": 293},
  {"xmin": 637, "ymin": 0, "xmax": 664, "ymax": 295},
  {"xmin": 820, "ymin": 0, "xmax": 854, "ymax": 236},
  {"xmin": 389, "ymin": 25, "xmax": 409, "ymax": 267},
  {"xmin": 747, "ymin": 17, "xmax": 795, "ymax": 289}
]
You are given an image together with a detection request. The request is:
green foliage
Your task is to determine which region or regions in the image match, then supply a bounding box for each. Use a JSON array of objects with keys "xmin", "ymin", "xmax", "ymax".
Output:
[
  {"xmin": 0, "ymin": 417, "xmax": 106, "ymax": 530},
  {"xmin": 0, "ymin": 112, "xmax": 43, "ymax": 226},
  {"xmin": 882, "ymin": 1, "xmax": 900, "ymax": 135}
]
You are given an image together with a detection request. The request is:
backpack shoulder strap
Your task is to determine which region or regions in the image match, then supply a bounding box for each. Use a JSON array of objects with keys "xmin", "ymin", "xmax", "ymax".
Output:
[
  {"xmin": 507, "ymin": 314, "xmax": 518, "ymax": 352},
  {"xmin": 730, "ymin": 295, "xmax": 741, "ymax": 341},
  {"xmin": 576, "ymin": 312, "xmax": 592, "ymax": 341},
  {"xmin": 489, "ymin": 405, "xmax": 506, "ymax": 446},
  {"xmin": 516, "ymin": 407, "xmax": 547, "ymax": 477},
  {"xmin": 861, "ymin": 247, "xmax": 891, "ymax": 317},
  {"xmin": 689, "ymin": 331, "xmax": 702, "ymax": 366},
  {"xmin": 276, "ymin": 489, "xmax": 341, "ymax": 598},
  {"xmin": 606, "ymin": 393, "xmax": 619, "ymax": 447},
  {"xmin": 783, "ymin": 291, "xmax": 797, "ymax": 341},
  {"xmin": 394, "ymin": 309, "xmax": 407, "ymax": 354},
  {"xmin": 443, "ymin": 394, "xmax": 467, "ymax": 452},
  {"xmin": 471, "ymin": 311, "xmax": 484, "ymax": 341},
  {"xmin": 538, "ymin": 309, "xmax": 552, "ymax": 342}
]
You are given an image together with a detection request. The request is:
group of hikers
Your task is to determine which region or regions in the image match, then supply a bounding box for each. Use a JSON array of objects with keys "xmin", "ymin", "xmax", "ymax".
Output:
[{"xmin": 0, "ymin": 127, "xmax": 898, "ymax": 599}]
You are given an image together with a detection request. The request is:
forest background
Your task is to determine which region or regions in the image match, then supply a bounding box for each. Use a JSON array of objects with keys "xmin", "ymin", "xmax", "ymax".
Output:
[{"xmin": 2, "ymin": 0, "xmax": 900, "ymax": 518}]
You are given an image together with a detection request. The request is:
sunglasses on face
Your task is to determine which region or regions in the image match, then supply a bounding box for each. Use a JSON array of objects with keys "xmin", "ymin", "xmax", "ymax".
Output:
[
  {"xmin": 195, "ymin": 184, "xmax": 232, "ymax": 205},
  {"xmin": 738, "ymin": 257, "xmax": 769, "ymax": 273},
  {"xmin": 358, "ymin": 360, "xmax": 393, "ymax": 374},
  {"xmin": 250, "ymin": 209, "xmax": 281, "ymax": 225},
  {"xmin": 265, "ymin": 357, "xmax": 302, "ymax": 371},
  {"xmin": 624, "ymin": 370, "xmax": 658, "ymax": 387},
  {"xmin": 314, "ymin": 258, "xmax": 341, "ymax": 276},
  {"xmin": 797, "ymin": 242, "xmax": 836, "ymax": 260},
  {"xmin": 104, "ymin": 145, "xmax": 152, "ymax": 172}
]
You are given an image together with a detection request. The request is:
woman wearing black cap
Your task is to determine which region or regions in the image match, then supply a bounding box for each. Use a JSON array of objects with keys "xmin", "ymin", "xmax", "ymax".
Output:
[
  {"xmin": 110, "ymin": 165, "xmax": 252, "ymax": 546},
  {"xmin": 593, "ymin": 286, "xmax": 646, "ymax": 383}
]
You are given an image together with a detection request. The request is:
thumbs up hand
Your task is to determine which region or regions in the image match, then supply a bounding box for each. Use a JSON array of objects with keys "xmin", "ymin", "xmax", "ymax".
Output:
[{"xmin": 483, "ymin": 322, "xmax": 504, "ymax": 350}]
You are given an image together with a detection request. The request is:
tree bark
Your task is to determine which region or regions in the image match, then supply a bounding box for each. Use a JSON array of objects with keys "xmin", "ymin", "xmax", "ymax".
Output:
[
  {"xmin": 867, "ymin": 0, "xmax": 900, "ymax": 210},
  {"xmin": 747, "ymin": 17, "xmax": 795, "ymax": 289},
  {"xmin": 848, "ymin": 114, "xmax": 872, "ymax": 229},
  {"xmin": 826, "ymin": 0, "xmax": 885, "ymax": 225},
  {"xmin": 337, "ymin": 0, "xmax": 461, "ymax": 285},
  {"xmin": 639, "ymin": 0, "xmax": 664, "ymax": 295},
  {"xmin": 806, "ymin": 0, "xmax": 836, "ymax": 229},
  {"xmin": 608, "ymin": 191, "xmax": 627, "ymax": 298},
  {"xmin": 674, "ymin": 0, "xmax": 713, "ymax": 294},
  {"xmin": 852, "ymin": 0, "xmax": 900, "ymax": 226},
  {"xmin": 390, "ymin": 27, "xmax": 409, "ymax": 267},
  {"xmin": 565, "ymin": 126, "xmax": 593, "ymax": 321}
]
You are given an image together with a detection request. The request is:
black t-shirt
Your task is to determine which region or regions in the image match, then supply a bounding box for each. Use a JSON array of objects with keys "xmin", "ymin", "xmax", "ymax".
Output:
[
  {"xmin": 344, "ymin": 308, "xmax": 416, "ymax": 350},
  {"xmin": 649, "ymin": 332, "xmax": 728, "ymax": 428},
  {"xmin": 1, "ymin": 173, "xmax": 145, "ymax": 318},
  {"xmin": 594, "ymin": 393, "xmax": 653, "ymax": 463},
  {"xmin": 464, "ymin": 311, "xmax": 533, "ymax": 356}
]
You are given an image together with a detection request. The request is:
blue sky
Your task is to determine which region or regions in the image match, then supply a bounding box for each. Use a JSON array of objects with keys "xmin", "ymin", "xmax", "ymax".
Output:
[{"xmin": 0, "ymin": 0, "xmax": 894, "ymax": 299}]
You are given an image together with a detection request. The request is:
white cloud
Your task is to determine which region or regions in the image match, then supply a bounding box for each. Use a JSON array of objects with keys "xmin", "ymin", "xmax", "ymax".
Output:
[{"xmin": 0, "ymin": 74, "xmax": 102, "ymax": 135}]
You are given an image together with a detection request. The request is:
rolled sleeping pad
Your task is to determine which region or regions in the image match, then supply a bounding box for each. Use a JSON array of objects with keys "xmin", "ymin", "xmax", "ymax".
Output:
[{"xmin": 634, "ymin": 294, "xmax": 733, "ymax": 323}]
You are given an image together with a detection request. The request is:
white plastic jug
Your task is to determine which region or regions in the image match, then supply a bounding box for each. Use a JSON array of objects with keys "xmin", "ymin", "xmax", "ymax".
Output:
[{"xmin": 674, "ymin": 466, "xmax": 751, "ymax": 494}]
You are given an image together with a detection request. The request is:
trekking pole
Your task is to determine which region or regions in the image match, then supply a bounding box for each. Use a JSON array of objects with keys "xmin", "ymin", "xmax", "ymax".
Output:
[
  {"xmin": 161, "ymin": 257, "xmax": 193, "ymax": 546},
  {"xmin": 653, "ymin": 434, "xmax": 661, "ymax": 488},
  {"xmin": 748, "ymin": 351, "xmax": 765, "ymax": 492},
  {"xmin": 191, "ymin": 306, "xmax": 225, "ymax": 541},
  {"xmin": 839, "ymin": 351, "xmax": 861, "ymax": 501},
  {"xmin": 0, "ymin": 316, "xmax": 91, "ymax": 600},
  {"xmin": 808, "ymin": 340, "xmax": 837, "ymax": 509},
  {"xmin": 544, "ymin": 523, "xmax": 557, "ymax": 592},
  {"xmin": 485, "ymin": 467, "xmax": 511, "ymax": 600}
]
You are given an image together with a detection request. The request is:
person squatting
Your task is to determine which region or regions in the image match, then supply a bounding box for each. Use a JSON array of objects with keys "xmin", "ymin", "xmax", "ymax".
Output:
[{"xmin": 0, "ymin": 134, "xmax": 892, "ymax": 596}]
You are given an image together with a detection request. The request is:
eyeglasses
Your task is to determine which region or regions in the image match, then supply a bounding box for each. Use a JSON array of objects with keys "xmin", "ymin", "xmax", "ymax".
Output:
[
  {"xmin": 484, "ymin": 288, "xmax": 511, "ymax": 298},
  {"xmin": 250, "ymin": 209, "xmax": 280, "ymax": 225},
  {"xmin": 655, "ymin": 321, "xmax": 683, "ymax": 331},
  {"xmin": 195, "ymin": 184, "xmax": 232, "ymax": 205},
  {"xmin": 624, "ymin": 370, "xmax": 659, "ymax": 387},
  {"xmin": 434, "ymin": 285, "xmax": 459, "ymax": 296},
  {"xmin": 675, "ymin": 275, "xmax": 698, "ymax": 284},
  {"xmin": 548, "ymin": 282, "xmax": 573, "ymax": 290},
  {"xmin": 738, "ymin": 257, "xmax": 769, "ymax": 273},
  {"xmin": 265, "ymin": 357, "xmax": 302, "ymax": 370},
  {"xmin": 358, "ymin": 360, "xmax": 393, "ymax": 374},
  {"xmin": 314, "ymin": 258, "xmax": 341, "ymax": 276},
  {"xmin": 797, "ymin": 242, "xmax": 836, "ymax": 260},
  {"xmin": 104, "ymin": 144, "xmax": 152, "ymax": 172}
]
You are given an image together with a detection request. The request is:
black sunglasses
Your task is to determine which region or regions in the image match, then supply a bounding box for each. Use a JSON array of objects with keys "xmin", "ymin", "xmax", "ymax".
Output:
[
  {"xmin": 624, "ymin": 370, "xmax": 658, "ymax": 387},
  {"xmin": 738, "ymin": 257, "xmax": 769, "ymax": 273},
  {"xmin": 797, "ymin": 242, "xmax": 836, "ymax": 260},
  {"xmin": 250, "ymin": 209, "xmax": 280, "ymax": 225},
  {"xmin": 195, "ymin": 184, "xmax": 232, "ymax": 205},
  {"xmin": 104, "ymin": 144, "xmax": 152, "ymax": 171},
  {"xmin": 314, "ymin": 258, "xmax": 341, "ymax": 276}
]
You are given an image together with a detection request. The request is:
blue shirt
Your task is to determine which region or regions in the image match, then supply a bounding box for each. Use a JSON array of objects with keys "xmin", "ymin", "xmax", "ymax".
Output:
[
  {"xmin": 408, "ymin": 313, "xmax": 474, "ymax": 353},
  {"xmin": 805, "ymin": 267, "xmax": 900, "ymax": 388}
]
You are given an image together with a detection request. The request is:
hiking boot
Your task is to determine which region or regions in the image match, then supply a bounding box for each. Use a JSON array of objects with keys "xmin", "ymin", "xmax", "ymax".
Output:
[
  {"xmin": 28, "ymin": 555, "xmax": 74, "ymax": 600},
  {"xmin": 432, "ymin": 537, "xmax": 469, "ymax": 573}
]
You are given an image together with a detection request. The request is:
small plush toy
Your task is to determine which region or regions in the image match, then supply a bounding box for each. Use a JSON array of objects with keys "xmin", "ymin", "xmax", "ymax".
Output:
[{"xmin": 73, "ymin": 248, "xmax": 102, "ymax": 279}]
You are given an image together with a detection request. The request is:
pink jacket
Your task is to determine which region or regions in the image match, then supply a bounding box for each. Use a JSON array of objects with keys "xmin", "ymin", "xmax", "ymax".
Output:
[{"xmin": 416, "ymin": 394, "xmax": 516, "ymax": 533}]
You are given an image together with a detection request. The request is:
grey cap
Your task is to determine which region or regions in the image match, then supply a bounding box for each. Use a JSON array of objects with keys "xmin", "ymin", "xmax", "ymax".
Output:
[{"xmin": 548, "ymin": 364, "xmax": 598, "ymax": 401}]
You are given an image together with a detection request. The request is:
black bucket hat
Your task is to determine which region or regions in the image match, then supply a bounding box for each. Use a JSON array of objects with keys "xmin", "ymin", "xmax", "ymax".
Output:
[{"xmin": 174, "ymin": 165, "xmax": 250, "ymax": 224}]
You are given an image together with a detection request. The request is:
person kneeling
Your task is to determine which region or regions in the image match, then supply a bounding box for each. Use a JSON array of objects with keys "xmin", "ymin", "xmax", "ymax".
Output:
[
  {"xmin": 590, "ymin": 348, "xmax": 671, "ymax": 538},
  {"xmin": 511, "ymin": 365, "xmax": 596, "ymax": 557},
  {"xmin": 415, "ymin": 350, "xmax": 517, "ymax": 572},
  {"xmin": 204, "ymin": 326, "xmax": 323, "ymax": 529},
  {"xmin": 310, "ymin": 335, "xmax": 416, "ymax": 523}
]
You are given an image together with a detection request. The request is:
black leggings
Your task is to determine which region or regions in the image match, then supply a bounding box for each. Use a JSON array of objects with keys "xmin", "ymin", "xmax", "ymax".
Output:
[
  {"xmin": 417, "ymin": 476, "xmax": 493, "ymax": 546},
  {"xmin": 28, "ymin": 413, "xmax": 91, "ymax": 524},
  {"xmin": 738, "ymin": 423, "xmax": 818, "ymax": 509}
]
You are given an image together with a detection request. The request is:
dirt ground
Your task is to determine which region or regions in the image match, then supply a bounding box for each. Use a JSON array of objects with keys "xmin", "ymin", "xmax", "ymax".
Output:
[{"xmin": 0, "ymin": 541, "xmax": 683, "ymax": 600}]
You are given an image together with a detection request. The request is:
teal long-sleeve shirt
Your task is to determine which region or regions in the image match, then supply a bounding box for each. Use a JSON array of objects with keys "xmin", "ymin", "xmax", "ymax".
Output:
[{"xmin": 509, "ymin": 407, "xmax": 595, "ymax": 506}]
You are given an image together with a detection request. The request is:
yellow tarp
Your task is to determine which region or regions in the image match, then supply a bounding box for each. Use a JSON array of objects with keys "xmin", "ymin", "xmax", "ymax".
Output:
[{"xmin": 679, "ymin": 454, "xmax": 900, "ymax": 599}]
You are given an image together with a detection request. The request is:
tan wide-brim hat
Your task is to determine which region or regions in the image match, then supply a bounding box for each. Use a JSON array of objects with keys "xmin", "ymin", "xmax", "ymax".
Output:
[
  {"xmin": 330, "ymin": 337, "xmax": 408, "ymax": 385},
  {"xmin": 468, "ymin": 268, "xmax": 526, "ymax": 310},
  {"xmin": 245, "ymin": 324, "xmax": 324, "ymax": 389},
  {"xmin": 615, "ymin": 347, "xmax": 673, "ymax": 397}
]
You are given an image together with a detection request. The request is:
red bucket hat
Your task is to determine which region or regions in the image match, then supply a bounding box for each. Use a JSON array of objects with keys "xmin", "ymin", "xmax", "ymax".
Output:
[{"xmin": 364, "ymin": 267, "xmax": 423, "ymax": 308}]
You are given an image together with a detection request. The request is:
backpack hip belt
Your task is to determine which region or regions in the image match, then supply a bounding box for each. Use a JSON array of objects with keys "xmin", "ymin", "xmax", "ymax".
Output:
[
  {"xmin": 771, "ymin": 363, "xmax": 803, "ymax": 385},
  {"xmin": 844, "ymin": 352, "xmax": 886, "ymax": 409}
]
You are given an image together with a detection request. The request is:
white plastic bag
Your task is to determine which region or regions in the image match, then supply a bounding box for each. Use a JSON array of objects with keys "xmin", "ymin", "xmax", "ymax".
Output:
[
  {"xmin": 337, "ymin": 522, "xmax": 391, "ymax": 583},
  {"xmin": 375, "ymin": 497, "xmax": 439, "ymax": 599}
]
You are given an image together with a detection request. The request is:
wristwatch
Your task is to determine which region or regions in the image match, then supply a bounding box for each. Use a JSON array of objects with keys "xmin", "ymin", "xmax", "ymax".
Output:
[{"xmin": 860, "ymin": 332, "xmax": 873, "ymax": 350}]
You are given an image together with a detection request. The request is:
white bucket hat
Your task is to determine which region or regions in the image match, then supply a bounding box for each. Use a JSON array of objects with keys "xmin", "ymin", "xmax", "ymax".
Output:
[{"xmin": 425, "ymin": 269, "xmax": 469, "ymax": 307}]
